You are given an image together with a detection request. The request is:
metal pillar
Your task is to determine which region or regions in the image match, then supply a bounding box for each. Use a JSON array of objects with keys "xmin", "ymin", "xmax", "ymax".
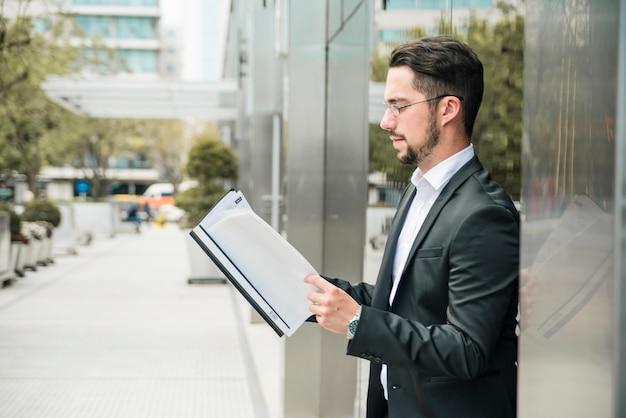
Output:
[
  {"xmin": 615, "ymin": 0, "xmax": 626, "ymax": 415},
  {"xmin": 284, "ymin": 1, "xmax": 371, "ymax": 417}
]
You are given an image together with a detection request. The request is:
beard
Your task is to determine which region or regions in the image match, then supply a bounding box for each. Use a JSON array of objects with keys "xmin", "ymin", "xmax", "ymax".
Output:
[{"xmin": 399, "ymin": 115, "xmax": 440, "ymax": 166}]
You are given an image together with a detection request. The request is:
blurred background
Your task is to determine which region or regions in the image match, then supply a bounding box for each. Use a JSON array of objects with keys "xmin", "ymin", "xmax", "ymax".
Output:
[{"xmin": 0, "ymin": 0, "xmax": 624, "ymax": 417}]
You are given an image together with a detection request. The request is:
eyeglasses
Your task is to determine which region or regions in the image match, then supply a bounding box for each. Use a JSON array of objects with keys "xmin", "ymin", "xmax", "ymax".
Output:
[{"xmin": 383, "ymin": 94, "xmax": 464, "ymax": 117}]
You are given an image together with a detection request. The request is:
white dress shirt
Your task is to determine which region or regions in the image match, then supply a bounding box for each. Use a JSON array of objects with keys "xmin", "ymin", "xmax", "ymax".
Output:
[{"xmin": 381, "ymin": 144, "xmax": 475, "ymax": 400}]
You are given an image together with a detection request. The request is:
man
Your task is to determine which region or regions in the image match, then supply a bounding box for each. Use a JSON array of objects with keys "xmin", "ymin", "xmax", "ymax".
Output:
[{"xmin": 305, "ymin": 36, "xmax": 519, "ymax": 418}]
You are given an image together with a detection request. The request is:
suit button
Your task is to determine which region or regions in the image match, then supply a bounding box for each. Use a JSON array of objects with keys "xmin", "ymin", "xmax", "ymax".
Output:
[
  {"xmin": 373, "ymin": 357, "xmax": 382, "ymax": 363},
  {"xmin": 392, "ymin": 385, "xmax": 399, "ymax": 390}
]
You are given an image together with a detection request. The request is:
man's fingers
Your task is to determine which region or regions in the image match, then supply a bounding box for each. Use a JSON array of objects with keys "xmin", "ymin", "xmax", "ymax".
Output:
[{"xmin": 304, "ymin": 274, "xmax": 333, "ymax": 292}]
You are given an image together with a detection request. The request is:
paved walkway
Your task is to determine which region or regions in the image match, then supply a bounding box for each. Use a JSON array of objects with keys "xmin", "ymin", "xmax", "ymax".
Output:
[{"xmin": 0, "ymin": 224, "xmax": 271, "ymax": 418}]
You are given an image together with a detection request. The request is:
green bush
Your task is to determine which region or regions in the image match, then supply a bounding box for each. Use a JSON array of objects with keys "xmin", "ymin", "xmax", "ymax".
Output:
[
  {"xmin": 175, "ymin": 135, "xmax": 238, "ymax": 229},
  {"xmin": 175, "ymin": 183, "xmax": 227, "ymax": 229},
  {"xmin": 0, "ymin": 202, "xmax": 22, "ymax": 237},
  {"xmin": 21, "ymin": 199, "xmax": 62, "ymax": 227}
]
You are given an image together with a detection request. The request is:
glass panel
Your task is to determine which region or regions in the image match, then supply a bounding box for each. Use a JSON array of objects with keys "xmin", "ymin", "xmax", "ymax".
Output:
[
  {"xmin": 385, "ymin": 0, "xmax": 416, "ymax": 9},
  {"xmin": 116, "ymin": 0, "xmax": 158, "ymax": 6},
  {"xmin": 115, "ymin": 16, "xmax": 157, "ymax": 39},
  {"xmin": 72, "ymin": 0, "xmax": 157, "ymax": 4},
  {"xmin": 117, "ymin": 49, "xmax": 158, "ymax": 73},
  {"xmin": 73, "ymin": 15, "xmax": 111, "ymax": 37},
  {"xmin": 71, "ymin": 0, "xmax": 115, "ymax": 5},
  {"xmin": 32, "ymin": 18, "xmax": 50, "ymax": 33},
  {"xmin": 518, "ymin": 0, "xmax": 620, "ymax": 416}
]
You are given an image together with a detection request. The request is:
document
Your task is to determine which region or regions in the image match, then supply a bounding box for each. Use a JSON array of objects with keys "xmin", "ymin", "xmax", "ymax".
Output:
[{"xmin": 189, "ymin": 189, "xmax": 318, "ymax": 337}]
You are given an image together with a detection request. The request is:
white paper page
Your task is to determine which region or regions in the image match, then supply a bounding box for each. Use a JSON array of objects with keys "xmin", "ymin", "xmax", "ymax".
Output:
[
  {"xmin": 206, "ymin": 209, "xmax": 318, "ymax": 336},
  {"xmin": 199, "ymin": 190, "xmax": 250, "ymax": 226},
  {"xmin": 193, "ymin": 222, "xmax": 289, "ymax": 333}
]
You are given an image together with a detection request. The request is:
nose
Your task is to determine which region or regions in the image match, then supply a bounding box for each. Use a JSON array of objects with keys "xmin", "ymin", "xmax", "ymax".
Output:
[{"xmin": 380, "ymin": 108, "xmax": 396, "ymax": 131}]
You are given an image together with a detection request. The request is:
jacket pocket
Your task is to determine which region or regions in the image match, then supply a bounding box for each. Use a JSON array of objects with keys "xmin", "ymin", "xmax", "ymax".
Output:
[
  {"xmin": 415, "ymin": 246, "xmax": 443, "ymax": 258},
  {"xmin": 428, "ymin": 369, "xmax": 500, "ymax": 383}
]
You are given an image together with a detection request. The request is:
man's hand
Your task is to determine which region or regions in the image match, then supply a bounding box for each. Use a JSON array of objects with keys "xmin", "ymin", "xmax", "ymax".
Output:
[
  {"xmin": 519, "ymin": 268, "xmax": 539, "ymax": 331},
  {"xmin": 304, "ymin": 274, "xmax": 360, "ymax": 334}
]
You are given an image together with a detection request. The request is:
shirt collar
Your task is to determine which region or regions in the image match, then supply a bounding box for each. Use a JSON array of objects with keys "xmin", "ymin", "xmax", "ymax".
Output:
[{"xmin": 410, "ymin": 144, "xmax": 475, "ymax": 191}]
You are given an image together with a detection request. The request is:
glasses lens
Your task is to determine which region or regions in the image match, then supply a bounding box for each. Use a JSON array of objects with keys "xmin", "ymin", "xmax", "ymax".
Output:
[{"xmin": 383, "ymin": 103, "xmax": 402, "ymax": 117}]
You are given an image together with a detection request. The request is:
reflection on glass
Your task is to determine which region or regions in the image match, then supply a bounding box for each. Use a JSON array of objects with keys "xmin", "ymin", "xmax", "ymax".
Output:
[{"xmin": 518, "ymin": 0, "xmax": 619, "ymax": 417}]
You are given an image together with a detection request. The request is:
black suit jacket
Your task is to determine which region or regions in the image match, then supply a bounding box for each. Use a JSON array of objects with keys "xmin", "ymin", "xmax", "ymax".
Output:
[{"xmin": 326, "ymin": 156, "xmax": 519, "ymax": 418}]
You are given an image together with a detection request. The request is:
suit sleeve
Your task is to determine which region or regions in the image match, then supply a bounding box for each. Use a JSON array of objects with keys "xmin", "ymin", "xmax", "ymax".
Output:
[
  {"xmin": 346, "ymin": 204, "xmax": 519, "ymax": 379},
  {"xmin": 322, "ymin": 276, "xmax": 375, "ymax": 306}
]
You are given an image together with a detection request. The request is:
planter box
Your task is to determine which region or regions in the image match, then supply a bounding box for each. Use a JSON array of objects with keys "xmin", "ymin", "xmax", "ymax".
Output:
[
  {"xmin": 9, "ymin": 242, "xmax": 20, "ymax": 273},
  {"xmin": 15, "ymin": 242, "xmax": 27, "ymax": 277},
  {"xmin": 36, "ymin": 237, "xmax": 53, "ymax": 266},
  {"xmin": 53, "ymin": 203, "xmax": 78, "ymax": 255},
  {"xmin": 24, "ymin": 239, "xmax": 40, "ymax": 271},
  {"xmin": 184, "ymin": 230, "xmax": 226, "ymax": 284}
]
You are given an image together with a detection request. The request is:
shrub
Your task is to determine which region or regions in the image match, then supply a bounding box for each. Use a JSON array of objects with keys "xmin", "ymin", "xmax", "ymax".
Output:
[
  {"xmin": 175, "ymin": 135, "xmax": 238, "ymax": 229},
  {"xmin": 175, "ymin": 183, "xmax": 227, "ymax": 229},
  {"xmin": 0, "ymin": 202, "xmax": 22, "ymax": 237},
  {"xmin": 21, "ymin": 199, "xmax": 62, "ymax": 227}
]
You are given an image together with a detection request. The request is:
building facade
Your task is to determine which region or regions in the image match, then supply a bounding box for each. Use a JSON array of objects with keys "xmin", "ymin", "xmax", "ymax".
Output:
[{"xmin": 64, "ymin": 0, "xmax": 162, "ymax": 78}]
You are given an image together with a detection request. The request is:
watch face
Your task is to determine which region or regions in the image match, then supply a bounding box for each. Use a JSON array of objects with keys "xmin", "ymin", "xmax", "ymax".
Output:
[{"xmin": 349, "ymin": 320, "xmax": 358, "ymax": 334}]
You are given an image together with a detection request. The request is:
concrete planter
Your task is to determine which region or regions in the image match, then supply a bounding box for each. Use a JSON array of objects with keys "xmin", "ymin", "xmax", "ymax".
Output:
[
  {"xmin": 37, "ymin": 236, "xmax": 53, "ymax": 266},
  {"xmin": 15, "ymin": 241, "xmax": 27, "ymax": 277},
  {"xmin": 53, "ymin": 203, "xmax": 77, "ymax": 255},
  {"xmin": 9, "ymin": 242, "xmax": 20, "ymax": 274},
  {"xmin": 24, "ymin": 239, "xmax": 40, "ymax": 271},
  {"xmin": 184, "ymin": 229, "xmax": 226, "ymax": 284}
]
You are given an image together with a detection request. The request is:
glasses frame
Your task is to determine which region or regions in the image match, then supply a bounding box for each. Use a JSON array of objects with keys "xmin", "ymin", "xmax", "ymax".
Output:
[{"xmin": 383, "ymin": 94, "xmax": 464, "ymax": 117}]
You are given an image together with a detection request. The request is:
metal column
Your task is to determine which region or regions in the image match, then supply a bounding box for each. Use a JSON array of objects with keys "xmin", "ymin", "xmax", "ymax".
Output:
[{"xmin": 284, "ymin": 1, "xmax": 371, "ymax": 417}]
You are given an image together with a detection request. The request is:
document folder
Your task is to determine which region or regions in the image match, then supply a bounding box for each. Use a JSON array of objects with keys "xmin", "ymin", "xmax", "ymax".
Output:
[{"xmin": 189, "ymin": 189, "xmax": 318, "ymax": 337}]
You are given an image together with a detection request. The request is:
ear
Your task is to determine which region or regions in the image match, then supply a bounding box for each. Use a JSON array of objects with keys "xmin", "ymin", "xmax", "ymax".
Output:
[{"xmin": 439, "ymin": 96, "xmax": 463, "ymax": 128}]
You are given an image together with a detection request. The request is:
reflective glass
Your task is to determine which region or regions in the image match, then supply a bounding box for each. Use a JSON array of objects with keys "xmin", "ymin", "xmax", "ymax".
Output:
[{"xmin": 518, "ymin": 0, "xmax": 620, "ymax": 417}]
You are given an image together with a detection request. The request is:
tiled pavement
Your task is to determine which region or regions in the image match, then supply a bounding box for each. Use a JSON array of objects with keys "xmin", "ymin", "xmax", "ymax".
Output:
[{"xmin": 0, "ymin": 224, "xmax": 272, "ymax": 418}]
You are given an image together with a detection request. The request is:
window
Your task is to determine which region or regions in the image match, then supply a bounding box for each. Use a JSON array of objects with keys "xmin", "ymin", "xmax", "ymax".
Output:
[
  {"xmin": 384, "ymin": 0, "xmax": 416, "ymax": 9},
  {"xmin": 383, "ymin": 0, "xmax": 494, "ymax": 10},
  {"xmin": 116, "ymin": 16, "xmax": 157, "ymax": 39},
  {"xmin": 116, "ymin": 0, "xmax": 158, "ymax": 6},
  {"xmin": 117, "ymin": 49, "xmax": 158, "ymax": 73},
  {"xmin": 72, "ymin": 0, "xmax": 115, "ymax": 5},
  {"xmin": 72, "ymin": 0, "xmax": 157, "ymax": 4},
  {"xmin": 379, "ymin": 29, "xmax": 413, "ymax": 43},
  {"xmin": 32, "ymin": 18, "xmax": 50, "ymax": 33},
  {"xmin": 73, "ymin": 15, "xmax": 111, "ymax": 37}
]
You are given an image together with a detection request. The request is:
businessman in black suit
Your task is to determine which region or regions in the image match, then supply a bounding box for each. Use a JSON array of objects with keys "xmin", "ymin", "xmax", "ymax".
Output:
[{"xmin": 305, "ymin": 36, "xmax": 519, "ymax": 418}]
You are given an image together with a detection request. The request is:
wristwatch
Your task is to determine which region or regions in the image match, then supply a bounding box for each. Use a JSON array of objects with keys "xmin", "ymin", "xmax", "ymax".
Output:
[{"xmin": 347, "ymin": 306, "xmax": 362, "ymax": 340}]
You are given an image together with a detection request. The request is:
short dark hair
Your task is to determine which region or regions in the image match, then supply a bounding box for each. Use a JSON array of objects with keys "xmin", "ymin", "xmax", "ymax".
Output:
[{"xmin": 388, "ymin": 35, "xmax": 484, "ymax": 138}]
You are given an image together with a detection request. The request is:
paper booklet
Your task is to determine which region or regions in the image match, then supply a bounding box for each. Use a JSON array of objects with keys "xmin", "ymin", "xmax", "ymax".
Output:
[{"xmin": 189, "ymin": 189, "xmax": 318, "ymax": 337}]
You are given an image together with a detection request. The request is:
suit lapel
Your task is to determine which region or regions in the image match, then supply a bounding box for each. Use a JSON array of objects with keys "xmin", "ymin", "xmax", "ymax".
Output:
[
  {"xmin": 394, "ymin": 157, "xmax": 483, "ymax": 299},
  {"xmin": 371, "ymin": 185, "xmax": 416, "ymax": 310}
]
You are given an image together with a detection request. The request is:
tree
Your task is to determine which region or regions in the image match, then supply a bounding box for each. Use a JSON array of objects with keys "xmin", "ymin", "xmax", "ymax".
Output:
[
  {"xmin": 0, "ymin": 0, "xmax": 116, "ymax": 194},
  {"xmin": 369, "ymin": 28, "xmax": 429, "ymax": 198},
  {"xmin": 0, "ymin": 5, "xmax": 80, "ymax": 190},
  {"xmin": 134, "ymin": 119, "xmax": 191, "ymax": 191},
  {"xmin": 175, "ymin": 130, "xmax": 238, "ymax": 228},
  {"xmin": 368, "ymin": 3, "xmax": 524, "ymax": 200},
  {"xmin": 469, "ymin": 3, "xmax": 524, "ymax": 200}
]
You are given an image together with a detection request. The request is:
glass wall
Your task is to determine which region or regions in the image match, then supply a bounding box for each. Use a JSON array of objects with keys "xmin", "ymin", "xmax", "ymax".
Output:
[
  {"xmin": 383, "ymin": 0, "xmax": 495, "ymax": 10},
  {"xmin": 71, "ymin": 0, "xmax": 158, "ymax": 6},
  {"xmin": 73, "ymin": 15, "xmax": 157, "ymax": 39},
  {"xmin": 518, "ymin": 0, "xmax": 621, "ymax": 416}
]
